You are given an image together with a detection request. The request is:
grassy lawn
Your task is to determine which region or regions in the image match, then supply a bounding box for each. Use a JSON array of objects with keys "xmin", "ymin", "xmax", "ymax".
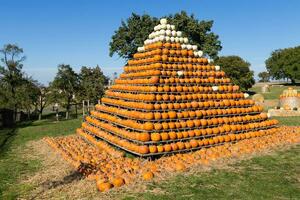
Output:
[
  {"xmin": 250, "ymin": 85, "xmax": 300, "ymax": 100},
  {"xmin": 122, "ymin": 145, "xmax": 300, "ymax": 200},
  {"xmin": 0, "ymin": 118, "xmax": 82, "ymax": 199},
  {"xmin": 273, "ymin": 116, "xmax": 300, "ymax": 126},
  {"xmin": 0, "ymin": 114, "xmax": 299, "ymax": 199}
]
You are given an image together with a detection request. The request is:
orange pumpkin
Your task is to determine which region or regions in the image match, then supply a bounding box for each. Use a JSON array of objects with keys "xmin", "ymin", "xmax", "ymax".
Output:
[
  {"xmin": 112, "ymin": 178, "xmax": 125, "ymax": 187},
  {"xmin": 149, "ymin": 145, "xmax": 157, "ymax": 153},
  {"xmin": 151, "ymin": 133, "xmax": 161, "ymax": 141},
  {"xmin": 97, "ymin": 181, "xmax": 113, "ymax": 192},
  {"xmin": 139, "ymin": 145, "xmax": 149, "ymax": 154},
  {"xmin": 138, "ymin": 133, "xmax": 150, "ymax": 142},
  {"xmin": 164, "ymin": 144, "xmax": 172, "ymax": 152},
  {"xmin": 143, "ymin": 171, "xmax": 154, "ymax": 180},
  {"xmin": 161, "ymin": 132, "xmax": 169, "ymax": 140}
]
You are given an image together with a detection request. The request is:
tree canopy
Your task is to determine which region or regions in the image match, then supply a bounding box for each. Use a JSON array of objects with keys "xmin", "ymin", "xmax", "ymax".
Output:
[
  {"xmin": 258, "ymin": 71, "xmax": 270, "ymax": 82},
  {"xmin": 78, "ymin": 65, "xmax": 108, "ymax": 103},
  {"xmin": 109, "ymin": 11, "xmax": 222, "ymax": 60},
  {"xmin": 214, "ymin": 56, "xmax": 255, "ymax": 91},
  {"xmin": 0, "ymin": 44, "xmax": 26, "ymax": 110},
  {"xmin": 265, "ymin": 46, "xmax": 300, "ymax": 84},
  {"xmin": 50, "ymin": 64, "xmax": 80, "ymax": 119}
]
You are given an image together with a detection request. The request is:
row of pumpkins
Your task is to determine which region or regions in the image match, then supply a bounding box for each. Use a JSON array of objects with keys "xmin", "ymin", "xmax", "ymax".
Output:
[
  {"xmin": 133, "ymin": 46, "xmax": 206, "ymax": 59},
  {"xmin": 120, "ymin": 70, "xmax": 225, "ymax": 79},
  {"xmin": 115, "ymin": 77, "xmax": 231, "ymax": 85},
  {"xmin": 105, "ymin": 90, "xmax": 243, "ymax": 102},
  {"xmin": 81, "ymin": 120, "xmax": 278, "ymax": 155},
  {"xmin": 101, "ymin": 97, "xmax": 255, "ymax": 110},
  {"xmin": 123, "ymin": 62, "xmax": 218, "ymax": 72},
  {"xmin": 84, "ymin": 114, "xmax": 277, "ymax": 143},
  {"xmin": 89, "ymin": 109, "xmax": 272, "ymax": 132},
  {"xmin": 109, "ymin": 85, "xmax": 239, "ymax": 93},
  {"xmin": 94, "ymin": 104, "xmax": 263, "ymax": 121}
]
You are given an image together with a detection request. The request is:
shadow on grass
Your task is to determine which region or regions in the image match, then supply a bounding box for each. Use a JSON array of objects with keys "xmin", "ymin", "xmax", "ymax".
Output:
[
  {"xmin": 0, "ymin": 127, "xmax": 18, "ymax": 155},
  {"xmin": 0, "ymin": 121, "xmax": 35, "ymax": 156},
  {"xmin": 0, "ymin": 112, "xmax": 80, "ymax": 156},
  {"xmin": 29, "ymin": 171, "xmax": 84, "ymax": 200},
  {"xmin": 41, "ymin": 171, "xmax": 84, "ymax": 190}
]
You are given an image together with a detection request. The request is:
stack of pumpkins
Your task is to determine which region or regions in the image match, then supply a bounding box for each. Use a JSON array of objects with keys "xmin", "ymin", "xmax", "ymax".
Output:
[{"xmin": 77, "ymin": 18, "xmax": 278, "ymax": 156}]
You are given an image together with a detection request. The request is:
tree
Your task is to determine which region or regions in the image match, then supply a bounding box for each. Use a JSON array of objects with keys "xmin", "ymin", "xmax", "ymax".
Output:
[
  {"xmin": 214, "ymin": 56, "xmax": 255, "ymax": 90},
  {"xmin": 16, "ymin": 77, "xmax": 40, "ymax": 119},
  {"xmin": 78, "ymin": 65, "xmax": 108, "ymax": 104},
  {"xmin": 109, "ymin": 11, "xmax": 222, "ymax": 60},
  {"xmin": 0, "ymin": 44, "xmax": 26, "ymax": 121},
  {"xmin": 265, "ymin": 46, "xmax": 300, "ymax": 84},
  {"xmin": 50, "ymin": 64, "xmax": 79, "ymax": 119},
  {"xmin": 258, "ymin": 71, "xmax": 270, "ymax": 82},
  {"xmin": 33, "ymin": 85, "xmax": 50, "ymax": 120}
]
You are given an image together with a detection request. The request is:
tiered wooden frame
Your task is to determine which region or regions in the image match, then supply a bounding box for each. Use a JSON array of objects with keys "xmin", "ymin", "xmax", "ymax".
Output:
[{"xmin": 76, "ymin": 29, "xmax": 278, "ymax": 156}]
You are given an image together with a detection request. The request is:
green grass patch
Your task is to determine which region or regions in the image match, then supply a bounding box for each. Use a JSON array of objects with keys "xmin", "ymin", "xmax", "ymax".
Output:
[
  {"xmin": 250, "ymin": 85, "xmax": 300, "ymax": 100},
  {"xmin": 273, "ymin": 116, "xmax": 300, "ymax": 126},
  {"xmin": 0, "ymin": 113, "xmax": 299, "ymax": 199},
  {"xmin": 123, "ymin": 145, "xmax": 300, "ymax": 200},
  {"xmin": 0, "ymin": 118, "xmax": 82, "ymax": 199}
]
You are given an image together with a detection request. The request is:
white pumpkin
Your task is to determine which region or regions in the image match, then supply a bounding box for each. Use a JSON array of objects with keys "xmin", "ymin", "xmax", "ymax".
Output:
[
  {"xmin": 187, "ymin": 44, "xmax": 192, "ymax": 50},
  {"xmin": 215, "ymin": 65, "xmax": 220, "ymax": 71},
  {"xmin": 212, "ymin": 86, "xmax": 219, "ymax": 91},
  {"xmin": 177, "ymin": 31, "xmax": 182, "ymax": 37},
  {"xmin": 166, "ymin": 24, "xmax": 171, "ymax": 30},
  {"xmin": 170, "ymin": 25, "xmax": 175, "ymax": 30},
  {"xmin": 197, "ymin": 51, "xmax": 203, "ymax": 57},
  {"xmin": 166, "ymin": 29, "xmax": 171, "ymax": 36},
  {"xmin": 171, "ymin": 30, "xmax": 176, "ymax": 36},
  {"xmin": 159, "ymin": 35, "xmax": 165, "ymax": 41},
  {"xmin": 183, "ymin": 37, "xmax": 188, "ymax": 43},
  {"xmin": 244, "ymin": 93, "xmax": 249, "ymax": 98},
  {"xmin": 192, "ymin": 45, "xmax": 197, "ymax": 50},
  {"xmin": 160, "ymin": 29, "xmax": 165, "ymax": 35},
  {"xmin": 165, "ymin": 36, "xmax": 170, "ymax": 42},
  {"xmin": 161, "ymin": 24, "xmax": 166, "ymax": 30},
  {"xmin": 179, "ymin": 37, "xmax": 184, "ymax": 43},
  {"xmin": 170, "ymin": 37, "xmax": 175, "ymax": 42},
  {"xmin": 181, "ymin": 44, "xmax": 186, "ymax": 49},
  {"xmin": 177, "ymin": 71, "xmax": 183, "ymax": 76},
  {"xmin": 160, "ymin": 18, "xmax": 167, "ymax": 25}
]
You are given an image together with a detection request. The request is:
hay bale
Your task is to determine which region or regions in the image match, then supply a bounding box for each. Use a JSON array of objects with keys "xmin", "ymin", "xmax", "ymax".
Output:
[
  {"xmin": 261, "ymin": 85, "xmax": 270, "ymax": 93},
  {"xmin": 252, "ymin": 94, "xmax": 264, "ymax": 103}
]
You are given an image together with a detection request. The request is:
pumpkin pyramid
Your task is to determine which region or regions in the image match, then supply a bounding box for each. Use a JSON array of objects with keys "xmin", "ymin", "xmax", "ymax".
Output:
[{"xmin": 77, "ymin": 18, "xmax": 278, "ymax": 157}]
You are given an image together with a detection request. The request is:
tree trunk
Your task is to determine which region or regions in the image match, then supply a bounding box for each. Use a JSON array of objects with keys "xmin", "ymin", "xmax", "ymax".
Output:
[
  {"xmin": 27, "ymin": 109, "xmax": 30, "ymax": 120},
  {"xmin": 66, "ymin": 109, "xmax": 69, "ymax": 119},
  {"xmin": 75, "ymin": 103, "xmax": 78, "ymax": 118},
  {"xmin": 82, "ymin": 100, "xmax": 85, "ymax": 117},
  {"xmin": 38, "ymin": 104, "xmax": 44, "ymax": 120},
  {"xmin": 291, "ymin": 78, "xmax": 296, "ymax": 85}
]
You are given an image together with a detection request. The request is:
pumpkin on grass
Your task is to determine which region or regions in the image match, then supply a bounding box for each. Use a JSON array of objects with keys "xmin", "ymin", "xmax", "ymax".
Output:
[
  {"xmin": 97, "ymin": 181, "xmax": 113, "ymax": 192},
  {"xmin": 112, "ymin": 178, "xmax": 125, "ymax": 187},
  {"xmin": 143, "ymin": 171, "xmax": 154, "ymax": 180}
]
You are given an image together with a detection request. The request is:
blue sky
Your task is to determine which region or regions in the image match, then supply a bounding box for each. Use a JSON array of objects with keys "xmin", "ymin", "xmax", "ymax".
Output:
[{"xmin": 1, "ymin": 0, "xmax": 299, "ymax": 85}]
